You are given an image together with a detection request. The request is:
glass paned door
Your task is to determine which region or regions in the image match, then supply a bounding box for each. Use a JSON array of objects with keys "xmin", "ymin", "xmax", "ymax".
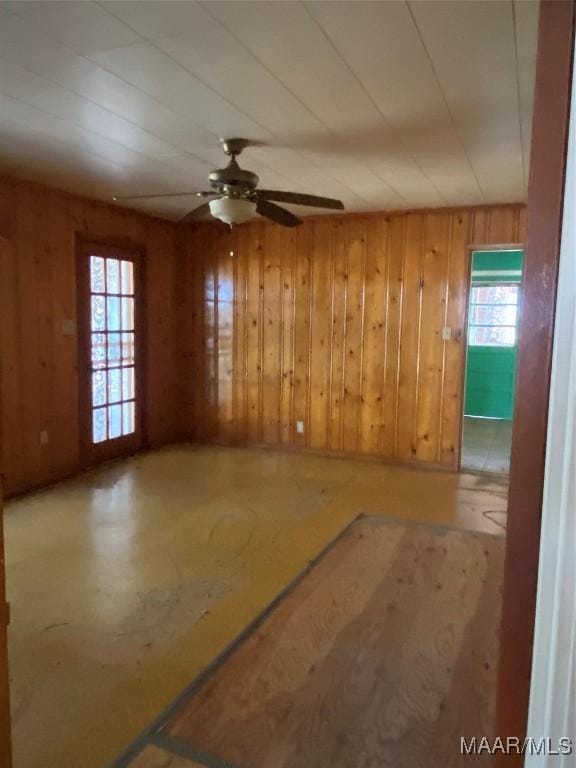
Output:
[{"xmin": 78, "ymin": 242, "xmax": 142, "ymax": 463}]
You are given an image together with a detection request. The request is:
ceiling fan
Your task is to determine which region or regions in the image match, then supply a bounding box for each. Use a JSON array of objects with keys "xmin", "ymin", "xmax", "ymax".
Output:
[{"xmin": 113, "ymin": 138, "xmax": 344, "ymax": 228}]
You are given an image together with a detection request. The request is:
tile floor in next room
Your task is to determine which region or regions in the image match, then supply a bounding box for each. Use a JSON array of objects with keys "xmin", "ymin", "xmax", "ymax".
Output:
[{"xmin": 461, "ymin": 416, "xmax": 513, "ymax": 474}]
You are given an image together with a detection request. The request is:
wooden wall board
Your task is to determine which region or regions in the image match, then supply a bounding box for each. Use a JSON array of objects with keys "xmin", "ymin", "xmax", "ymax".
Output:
[
  {"xmin": 0, "ymin": 188, "xmax": 526, "ymax": 496},
  {"xmin": 0, "ymin": 176, "xmax": 183, "ymax": 496},
  {"xmin": 185, "ymin": 204, "xmax": 525, "ymax": 468}
]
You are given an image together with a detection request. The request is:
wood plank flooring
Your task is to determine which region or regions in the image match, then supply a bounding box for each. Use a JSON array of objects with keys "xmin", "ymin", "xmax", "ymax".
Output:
[
  {"xmin": 120, "ymin": 516, "xmax": 504, "ymax": 768},
  {"xmin": 129, "ymin": 745, "xmax": 204, "ymax": 767}
]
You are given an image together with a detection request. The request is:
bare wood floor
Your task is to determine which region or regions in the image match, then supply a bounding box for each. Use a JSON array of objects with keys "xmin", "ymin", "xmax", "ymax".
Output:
[
  {"xmin": 5, "ymin": 445, "xmax": 507, "ymax": 767},
  {"xmin": 122, "ymin": 516, "xmax": 503, "ymax": 768}
]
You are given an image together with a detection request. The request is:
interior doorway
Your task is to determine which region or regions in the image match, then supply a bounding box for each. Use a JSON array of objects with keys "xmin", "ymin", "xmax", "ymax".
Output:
[{"xmin": 461, "ymin": 249, "xmax": 523, "ymax": 474}]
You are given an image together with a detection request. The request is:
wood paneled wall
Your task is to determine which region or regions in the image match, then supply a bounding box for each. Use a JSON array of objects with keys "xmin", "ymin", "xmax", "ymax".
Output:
[
  {"xmin": 0, "ymin": 177, "xmax": 184, "ymax": 497},
  {"xmin": 184, "ymin": 204, "xmax": 525, "ymax": 469},
  {"xmin": 0, "ymin": 186, "xmax": 525, "ymax": 497}
]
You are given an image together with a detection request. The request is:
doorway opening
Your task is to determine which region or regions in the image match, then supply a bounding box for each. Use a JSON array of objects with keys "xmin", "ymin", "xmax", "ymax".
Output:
[{"xmin": 461, "ymin": 248, "xmax": 523, "ymax": 474}]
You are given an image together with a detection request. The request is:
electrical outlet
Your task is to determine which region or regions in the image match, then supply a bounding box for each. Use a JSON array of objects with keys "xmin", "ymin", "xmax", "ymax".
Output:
[
  {"xmin": 442, "ymin": 326, "xmax": 452, "ymax": 341},
  {"xmin": 40, "ymin": 430, "xmax": 49, "ymax": 445},
  {"xmin": 296, "ymin": 420, "xmax": 305, "ymax": 434}
]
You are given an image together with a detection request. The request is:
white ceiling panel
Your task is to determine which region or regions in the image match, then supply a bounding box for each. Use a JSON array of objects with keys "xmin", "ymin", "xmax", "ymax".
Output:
[
  {"xmin": 8, "ymin": 1, "xmax": 140, "ymax": 54},
  {"xmin": 514, "ymin": 0, "xmax": 540, "ymax": 184},
  {"xmin": 89, "ymin": 42, "xmax": 273, "ymax": 143},
  {"xmin": 408, "ymin": 0, "xmax": 526, "ymax": 201},
  {"xmin": 0, "ymin": 0, "xmax": 538, "ymax": 220}
]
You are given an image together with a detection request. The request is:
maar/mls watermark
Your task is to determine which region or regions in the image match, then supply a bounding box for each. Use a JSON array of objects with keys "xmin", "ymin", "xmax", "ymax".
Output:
[{"xmin": 460, "ymin": 737, "xmax": 574, "ymax": 756}]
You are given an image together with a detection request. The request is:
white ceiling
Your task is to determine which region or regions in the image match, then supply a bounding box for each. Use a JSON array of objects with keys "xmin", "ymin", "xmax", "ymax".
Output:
[{"xmin": 0, "ymin": 0, "xmax": 539, "ymax": 220}]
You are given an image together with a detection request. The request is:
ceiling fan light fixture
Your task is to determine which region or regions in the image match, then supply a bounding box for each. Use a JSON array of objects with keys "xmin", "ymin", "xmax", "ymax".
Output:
[{"xmin": 209, "ymin": 196, "xmax": 256, "ymax": 226}]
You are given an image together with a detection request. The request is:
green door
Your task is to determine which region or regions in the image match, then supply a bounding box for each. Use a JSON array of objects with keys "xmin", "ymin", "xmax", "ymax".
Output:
[
  {"xmin": 465, "ymin": 345, "xmax": 518, "ymax": 419},
  {"xmin": 465, "ymin": 251, "xmax": 523, "ymax": 420}
]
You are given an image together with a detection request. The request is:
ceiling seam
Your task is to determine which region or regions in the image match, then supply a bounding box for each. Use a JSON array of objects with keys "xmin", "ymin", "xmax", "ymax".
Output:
[
  {"xmin": 0, "ymin": 84, "xmax": 174, "ymax": 173},
  {"xmin": 405, "ymin": 0, "xmax": 486, "ymax": 203},
  {"xmin": 301, "ymin": 0, "xmax": 448, "ymax": 206},
  {"xmin": 194, "ymin": 0, "xmax": 408, "ymax": 207},
  {"xmin": 98, "ymin": 1, "xmax": 377, "ymax": 208},
  {"xmin": 5, "ymin": 3, "xmax": 307, "ymax": 202},
  {"xmin": 0, "ymin": 109, "xmax": 133, "ymax": 179},
  {"xmin": 0, "ymin": 8, "xmax": 232, "ymax": 184},
  {"xmin": 0, "ymin": 69, "xmax": 206, "ymax": 174},
  {"xmin": 511, "ymin": 0, "xmax": 527, "ymax": 192}
]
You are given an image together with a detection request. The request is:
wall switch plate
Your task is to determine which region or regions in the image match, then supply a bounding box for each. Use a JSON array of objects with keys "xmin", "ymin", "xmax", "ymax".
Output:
[
  {"xmin": 40, "ymin": 430, "xmax": 49, "ymax": 445},
  {"xmin": 61, "ymin": 319, "xmax": 76, "ymax": 336},
  {"xmin": 296, "ymin": 420, "xmax": 305, "ymax": 434},
  {"xmin": 442, "ymin": 326, "xmax": 452, "ymax": 341}
]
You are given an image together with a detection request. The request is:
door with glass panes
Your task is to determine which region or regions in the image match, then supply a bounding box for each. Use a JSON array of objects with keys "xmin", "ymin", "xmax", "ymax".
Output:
[{"xmin": 77, "ymin": 241, "xmax": 144, "ymax": 464}]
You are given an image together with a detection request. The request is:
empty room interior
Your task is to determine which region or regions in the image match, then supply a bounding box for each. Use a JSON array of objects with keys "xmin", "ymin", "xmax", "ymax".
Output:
[{"xmin": 0, "ymin": 1, "xmax": 575, "ymax": 767}]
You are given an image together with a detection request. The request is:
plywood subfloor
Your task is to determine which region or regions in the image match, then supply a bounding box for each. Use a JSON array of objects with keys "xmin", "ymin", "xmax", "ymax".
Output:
[
  {"xmin": 5, "ymin": 445, "xmax": 507, "ymax": 768},
  {"xmin": 120, "ymin": 516, "xmax": 503, "ymax": 768}
]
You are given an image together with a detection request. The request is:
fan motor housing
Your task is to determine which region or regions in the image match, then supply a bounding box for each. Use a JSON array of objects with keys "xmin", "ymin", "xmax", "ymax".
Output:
[{"xmin": 209, "ymin": 160, "xmax": 259, "ymax": 193}]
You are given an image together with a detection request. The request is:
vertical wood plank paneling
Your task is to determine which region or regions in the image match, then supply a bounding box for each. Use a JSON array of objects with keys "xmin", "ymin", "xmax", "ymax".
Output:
[
  {"xmin": 381, "ymin": 215, "xmax": 405, "ymax": 456},
  {"xmin": 245, "ymin": 225, "xmax": 263, "ymax": 443},
  {"xmin": 187, "ymin": 226, "xmax": 209, "ymax": 442},
  {"xmin": 16, "ymin": 185, "xmax": 44, "ymax": 485},
  {"xmin": 233, "ymin": 225, "xmax": 249, "ymax": 445},
  {"xmin": 188, "ymin": 204, "xmax": 526, "ymax": 468},
  {"xmin": 261, "ymin": 225, "xmax": 282, "ymax": 445},
  {"xmin": 203, "ymin": 228, "xmax": 218, "ymax": 441},
  {"xmin": 292, "ymin": 225, "xmax": 313, "ymax": 448},
  {"xmin": 0, "ymin": 237, "xmax": 24, "ymax": 490},
  {"xmin": 341, "ymin": 218, "xmax": 366, "ymax": 453},
  {"xmin": 487, "ymin": 207, "xmax": 517, "ymax": 243},
  {"xmin": 440, "ymin": 213, "xmax": 472, "ymax": 466},
  {"xmin": 309, "ymin": 220, "xmax": 332, "ymax": 450},
  {"xmin": 216, "ymin": 228, "xmax": 235, "ymax": 444},
  {"xmin": 396, "ymin": 214, "xmax": 425, "ymax": 460},
  {"xmin": 415, "ymin": 213, "xmax": 451, "ymax": 462},
  {"xmin": 48, "ymin": 193, "xmax": 77, "ymax": 478},
  {"xmin": 279, "ymin": 228, "xmax": 296, "ymax": 445},
  {"xmin": 359, "ymin": 216, "xmax": 389, "ymax": 455},
  {"xmin": 328, "ymin": 218, "xmax": 347, "ymax": 452},
  {"xmin": 0, "ymin": 177, "xmax": 184, "ymax": 496}
]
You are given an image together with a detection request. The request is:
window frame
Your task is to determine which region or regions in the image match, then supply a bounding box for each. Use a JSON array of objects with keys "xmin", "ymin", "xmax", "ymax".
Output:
[{"xmin": 467, "ymin": 282, "xmax": 521, "ymax": 347}]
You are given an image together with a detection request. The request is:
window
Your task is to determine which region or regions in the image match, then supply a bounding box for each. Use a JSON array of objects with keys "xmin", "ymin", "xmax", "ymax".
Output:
[
  {"xmin": 89, "ymin": 255, "xmax": 136, "ymax": 443},
  {"xmin": 468, "ymin": 284, "xmax": 520, "ymax": 346}
]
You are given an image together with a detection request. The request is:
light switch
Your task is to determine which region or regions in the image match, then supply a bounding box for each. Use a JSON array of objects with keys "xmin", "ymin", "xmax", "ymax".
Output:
[
  {"xmin": 442, "ymin": 326, "xmax": 452, "ymax": 341},
  {"xmin": 40, "ymin": 430, "xmax": 49, "ymax": 445},
  {"xmin": 61, "ymin": 319, "xmax": 76, "ymax": 336},
  {"xmin": 296, "ymin": 421, "xmax": 305, "ymax": 434}
]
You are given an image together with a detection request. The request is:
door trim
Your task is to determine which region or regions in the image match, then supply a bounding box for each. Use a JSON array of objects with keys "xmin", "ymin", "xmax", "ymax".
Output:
[
  {"xmin": 75, "ymin": 236, "xmax": 148, "ymax": 468},
  {"xmin": 496, "ymin": 0, "xmax": 576, "ymax": 755}
]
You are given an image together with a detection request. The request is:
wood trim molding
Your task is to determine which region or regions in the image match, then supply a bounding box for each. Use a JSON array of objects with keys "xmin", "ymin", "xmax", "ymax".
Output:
[
  {"xmin": 496, "ymin": 0, "xmax": 575, "ymax": 756},
  {"xmin": 0, "ymin": 241, "xmax": 12, "ymax": 768}
]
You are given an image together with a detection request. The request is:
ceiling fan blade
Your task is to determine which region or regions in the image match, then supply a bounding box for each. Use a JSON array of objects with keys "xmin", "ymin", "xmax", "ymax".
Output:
[
  {"xmin": 257, "ymin": 189, "xmax": 344, "ymax": 210},
  {"xmin": 112, "ymin": 191, "xmax": 215, "ymax": 201},
  {"xmin": 256, "ymin": 199, "xmax": 302, "ymax": 228},
  {"xmin": 179, "ymin": 202, "xmax": 212, "ymax": 224}
]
